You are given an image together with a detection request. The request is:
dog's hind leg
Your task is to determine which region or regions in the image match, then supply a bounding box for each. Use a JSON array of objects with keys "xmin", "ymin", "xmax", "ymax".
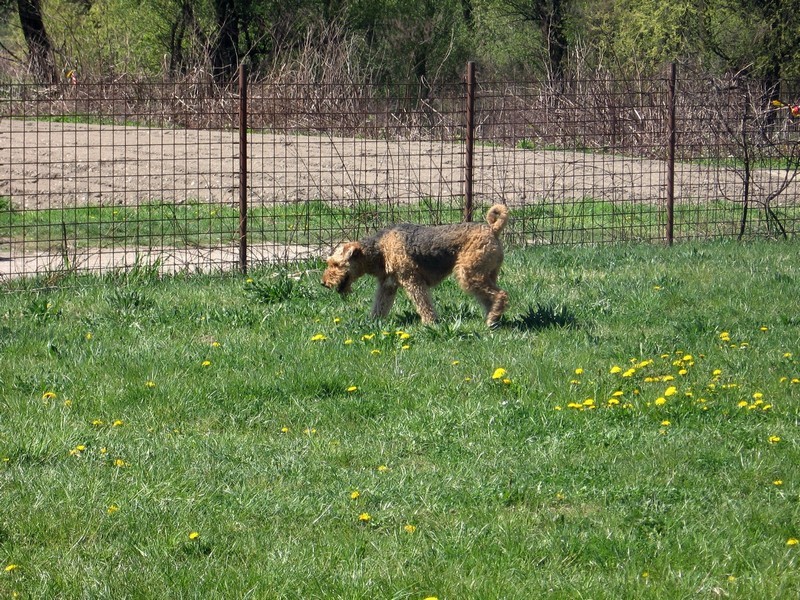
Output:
[{"xmin": 455, "ymin": 267, "xmax": 508, "ymax": 327}]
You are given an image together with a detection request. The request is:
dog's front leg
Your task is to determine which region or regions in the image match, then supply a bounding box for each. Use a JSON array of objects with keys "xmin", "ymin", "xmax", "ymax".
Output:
[
  {"xmin": 371, "ymin": 276, "xmax": 399, "ymax": 319},
  {"xmin": 399, "ymin": 276, "xmax": 437, "ymax": 324}
]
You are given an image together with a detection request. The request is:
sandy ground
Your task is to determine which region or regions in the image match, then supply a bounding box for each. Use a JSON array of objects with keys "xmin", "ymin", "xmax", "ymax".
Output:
[{"xmin": 2, "ymin": 118, "xmax": 796, "ymax": 280}]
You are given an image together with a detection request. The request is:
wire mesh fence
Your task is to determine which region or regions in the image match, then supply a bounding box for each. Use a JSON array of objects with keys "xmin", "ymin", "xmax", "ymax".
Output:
[{"xmin": 2, "ymin": 64, "xmax": 800, "ymax": 283}]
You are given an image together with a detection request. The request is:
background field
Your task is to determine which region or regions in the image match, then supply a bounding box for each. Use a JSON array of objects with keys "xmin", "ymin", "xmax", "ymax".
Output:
[{"xmin": 1, "ymin": 240, "xmax": 799, "ymax": 598}]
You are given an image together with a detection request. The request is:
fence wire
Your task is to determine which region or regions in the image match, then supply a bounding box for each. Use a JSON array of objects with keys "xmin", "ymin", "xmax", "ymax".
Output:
[{"xmin": 2, "ymin": 66, "xmax": 800, "ymax": 283}]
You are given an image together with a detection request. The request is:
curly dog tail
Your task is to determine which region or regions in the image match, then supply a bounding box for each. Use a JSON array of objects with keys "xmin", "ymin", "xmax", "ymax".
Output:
[{"xmin": 486, "ymin": 204, "xmax": 509, "ymax": 235}]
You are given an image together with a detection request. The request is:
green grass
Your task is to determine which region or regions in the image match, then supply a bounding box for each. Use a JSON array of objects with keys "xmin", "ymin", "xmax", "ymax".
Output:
[
  {"xmin": 0, "ymin": 199, "xmax": 466, "ymax": 251},
  {"xmin": 2, "ymin": 241, "xmax": 800, "ymax": 598},
  {"xmin": 3, "ymin": 197, "xmax": 798, "ymax": 253}
]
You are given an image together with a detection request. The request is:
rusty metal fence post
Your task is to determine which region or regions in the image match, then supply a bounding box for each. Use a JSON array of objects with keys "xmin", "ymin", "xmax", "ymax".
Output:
[
  {"xmin": 238, "ymin": 62, "xmax": 249, "ymax": 274},
  {"xmin": 666, "ymin": 62, "xmax": 676, "ymax": 245},
  {"xmin": 464, "ymin": 61, "xmax": 476, "ymax": 223}
]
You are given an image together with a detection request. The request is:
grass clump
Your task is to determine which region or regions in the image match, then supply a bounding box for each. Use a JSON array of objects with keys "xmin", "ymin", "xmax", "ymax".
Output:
[{"xmin": 1, "ymin": 240, "xmax": 800, "ymax": 598}]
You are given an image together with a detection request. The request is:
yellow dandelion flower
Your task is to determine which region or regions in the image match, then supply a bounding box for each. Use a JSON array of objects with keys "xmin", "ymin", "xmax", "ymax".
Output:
[
  {"xmin": 42, "ymin": 391, "xmax": 57, "ymax": 400},
  {"xmin": 112, "ymin": 420, "xmax": 124, "ymax": 427},
  {"xmin": 582, "ymin": 398, "xmax": 595, "ymax": 407},
  {"xmin": 73, "ymin": 444, "xmax": 86, "ymax": 453},
  {"xmin": 403, "ymin": 524, "xmax": 417, "ymax": 534},
  {"xmin": 358, "ymin": 512, "xmax": 371, "ymax": 522},
  {"xmin": 492, "ymin": 368, "xmax": 507, "ymax": 380},
  {"xmin": 607, "ymin": 398, "xmax": 620, "ymax": 406},
  {"xmin": 654, "ymin": 397, "xmax": 666, "ymax": 406},
  {"xmin": 362, "ymin": 334, "xmax": 375, "ymax": 341},
  {"xmin": 85, "ymin": 332, "xmax": 93, "ymax": 341},
  {"xmin": 145, "ymin": 380, "xmax": 156, "ymax": 388},
  {"xmin": 346, "ymin": 386, "xmax": 358, "ymax": 392},
  {"xmin": 211, "ymin": 341, "xmax": 221, "ymax": 348},
  {"xmin": 760, "ymin": 326, "xmax": 768, "ymax": 332},
  {"xmin": 664, "ymin": 386, "xmax": 677, "ymax": 396},
  {"xmin": 768, "ymin": 436, "xmax": 781, "ymax": 444},
  {"xmin": 344, "ymin": 339, "xmax": 354, "ymax": 345},
  {"xmin": 397, "ymin": 331, "xmax": 411, "ymax": 340},
  {"xmin": 452, "ymin": 360, "xmax": 460, "ymax": 366},
  {"xmin": 622, "ymin": 369, "xmax": 636, "ymax": 378},
  {"xmin": 310, "ymin": 333, "xmax": 327, "ymax": 342},
  {"xmin": 333, "ymin": 317, "xmax": 342, "ymax": 324},
  {"xmin": 304, "ymin": 428, "xmax": 317, "ymax": 435},
  {"xmin": 612, "ymin": 390, "xmax": 624, "ymax": 397},
  {"xmin": 377, "ymin": 465, "xmax": 389, "ymax": 472},
  {"xmin": 784, "ymin": 352, "xmax": 793, "ymax": 359},
  {"xmin": 113, "ymin": 459, "xmax": 126, "ymax": 467},
  {"xmin": 371, "ymin": 349, "xmax": 381, "ymax": 355},
  {"xmin": 661, "ymin": 420, "xmax": 671, "ymax": 426},
  {"xmin": 610, "ymin": 365, "xmax": 622, "ymax": 374},
  {"xmin": 189, "ymin": 531, "xmax": 200, "ymax": 540},
  {"xmin": 574, "ymin": 368, "xmax": 584, "ymax": 375},
  {"xmin": 201, "ymin": 360, "xmax": 211, "ymax": 367},
  {"xmin": 4, "ymin": 564, "xmax": 19, "ymax": 572},
  {"xmin": 401, "ymin": 344, "xmax": 410, "ymax": 350},
  {"xmin": 787, "ymin": 538, "xmax": 798, "ymax": 546},
  {"xmin": 107, "ymin": 504, "xmax": 120, "ymax": 515},
  {"xmin": 280, "ymin": 426, "xmax": 290, "ymax": 433},
  {"xmin": 737, "ymin": 401, "xmax": 749, "ymax": 408},
  {"xmin": 773, "ymin": 480, "xmax": 783, "ymax": 486},
  {"xmin": 350, "ymin": 490, "xmax": 360, "ymax": 500},
  {"xmin": 92, "ymin": 419, "xmax": 104, "ymax": 426}
]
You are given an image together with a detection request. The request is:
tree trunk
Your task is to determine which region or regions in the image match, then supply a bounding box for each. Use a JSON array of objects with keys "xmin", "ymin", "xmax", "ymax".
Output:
[
  {"xmin": 16, "ymin": 0, "xmax": 57, "ymax": 83},
  {"xmin": 212, "ymin": 0, "xmax": 240, "ymax": 82}
]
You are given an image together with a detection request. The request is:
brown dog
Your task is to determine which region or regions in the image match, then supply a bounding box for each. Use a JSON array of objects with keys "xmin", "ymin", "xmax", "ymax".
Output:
[{"xmin": 322, "ymin": 205, "xmax": 509, "ymax": 326}]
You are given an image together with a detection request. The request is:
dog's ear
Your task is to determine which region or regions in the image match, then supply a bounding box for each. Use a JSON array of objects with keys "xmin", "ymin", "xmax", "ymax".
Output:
[{"xmin": 341, "ymin": 242, "xmax": 363, "ymax": 261}]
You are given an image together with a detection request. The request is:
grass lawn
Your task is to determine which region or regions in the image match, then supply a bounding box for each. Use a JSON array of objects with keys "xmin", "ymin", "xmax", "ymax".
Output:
[{"xmin": 1, "ymin": 240, "xmax": 799, "ymax": 598}]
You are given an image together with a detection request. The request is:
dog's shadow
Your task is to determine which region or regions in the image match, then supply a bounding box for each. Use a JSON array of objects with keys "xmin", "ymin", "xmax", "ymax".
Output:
[
  {"xmin": 392, "ymin": 302, "xmax": 578, "ymax": 333},
  {"xmin": 507, "ymin": 302, "xmax": 578, "ymax": 332}
]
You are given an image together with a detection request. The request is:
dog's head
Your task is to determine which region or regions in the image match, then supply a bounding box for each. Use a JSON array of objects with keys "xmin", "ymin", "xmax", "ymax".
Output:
[{"xmin": 321, "ymin": 242, "xmax": 364, "ymax": 295}]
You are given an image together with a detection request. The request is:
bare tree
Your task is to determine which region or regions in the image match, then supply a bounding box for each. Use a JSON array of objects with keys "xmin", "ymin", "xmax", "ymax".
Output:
[{"xmin": 715, "ymin": 80, "xmax": 800, "ymax": 239}]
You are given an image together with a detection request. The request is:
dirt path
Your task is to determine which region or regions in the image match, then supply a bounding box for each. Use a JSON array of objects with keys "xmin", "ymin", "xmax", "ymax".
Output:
[{"xmin": 3, "ymin": 118, "xmax": 756, "ymax": 210}]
